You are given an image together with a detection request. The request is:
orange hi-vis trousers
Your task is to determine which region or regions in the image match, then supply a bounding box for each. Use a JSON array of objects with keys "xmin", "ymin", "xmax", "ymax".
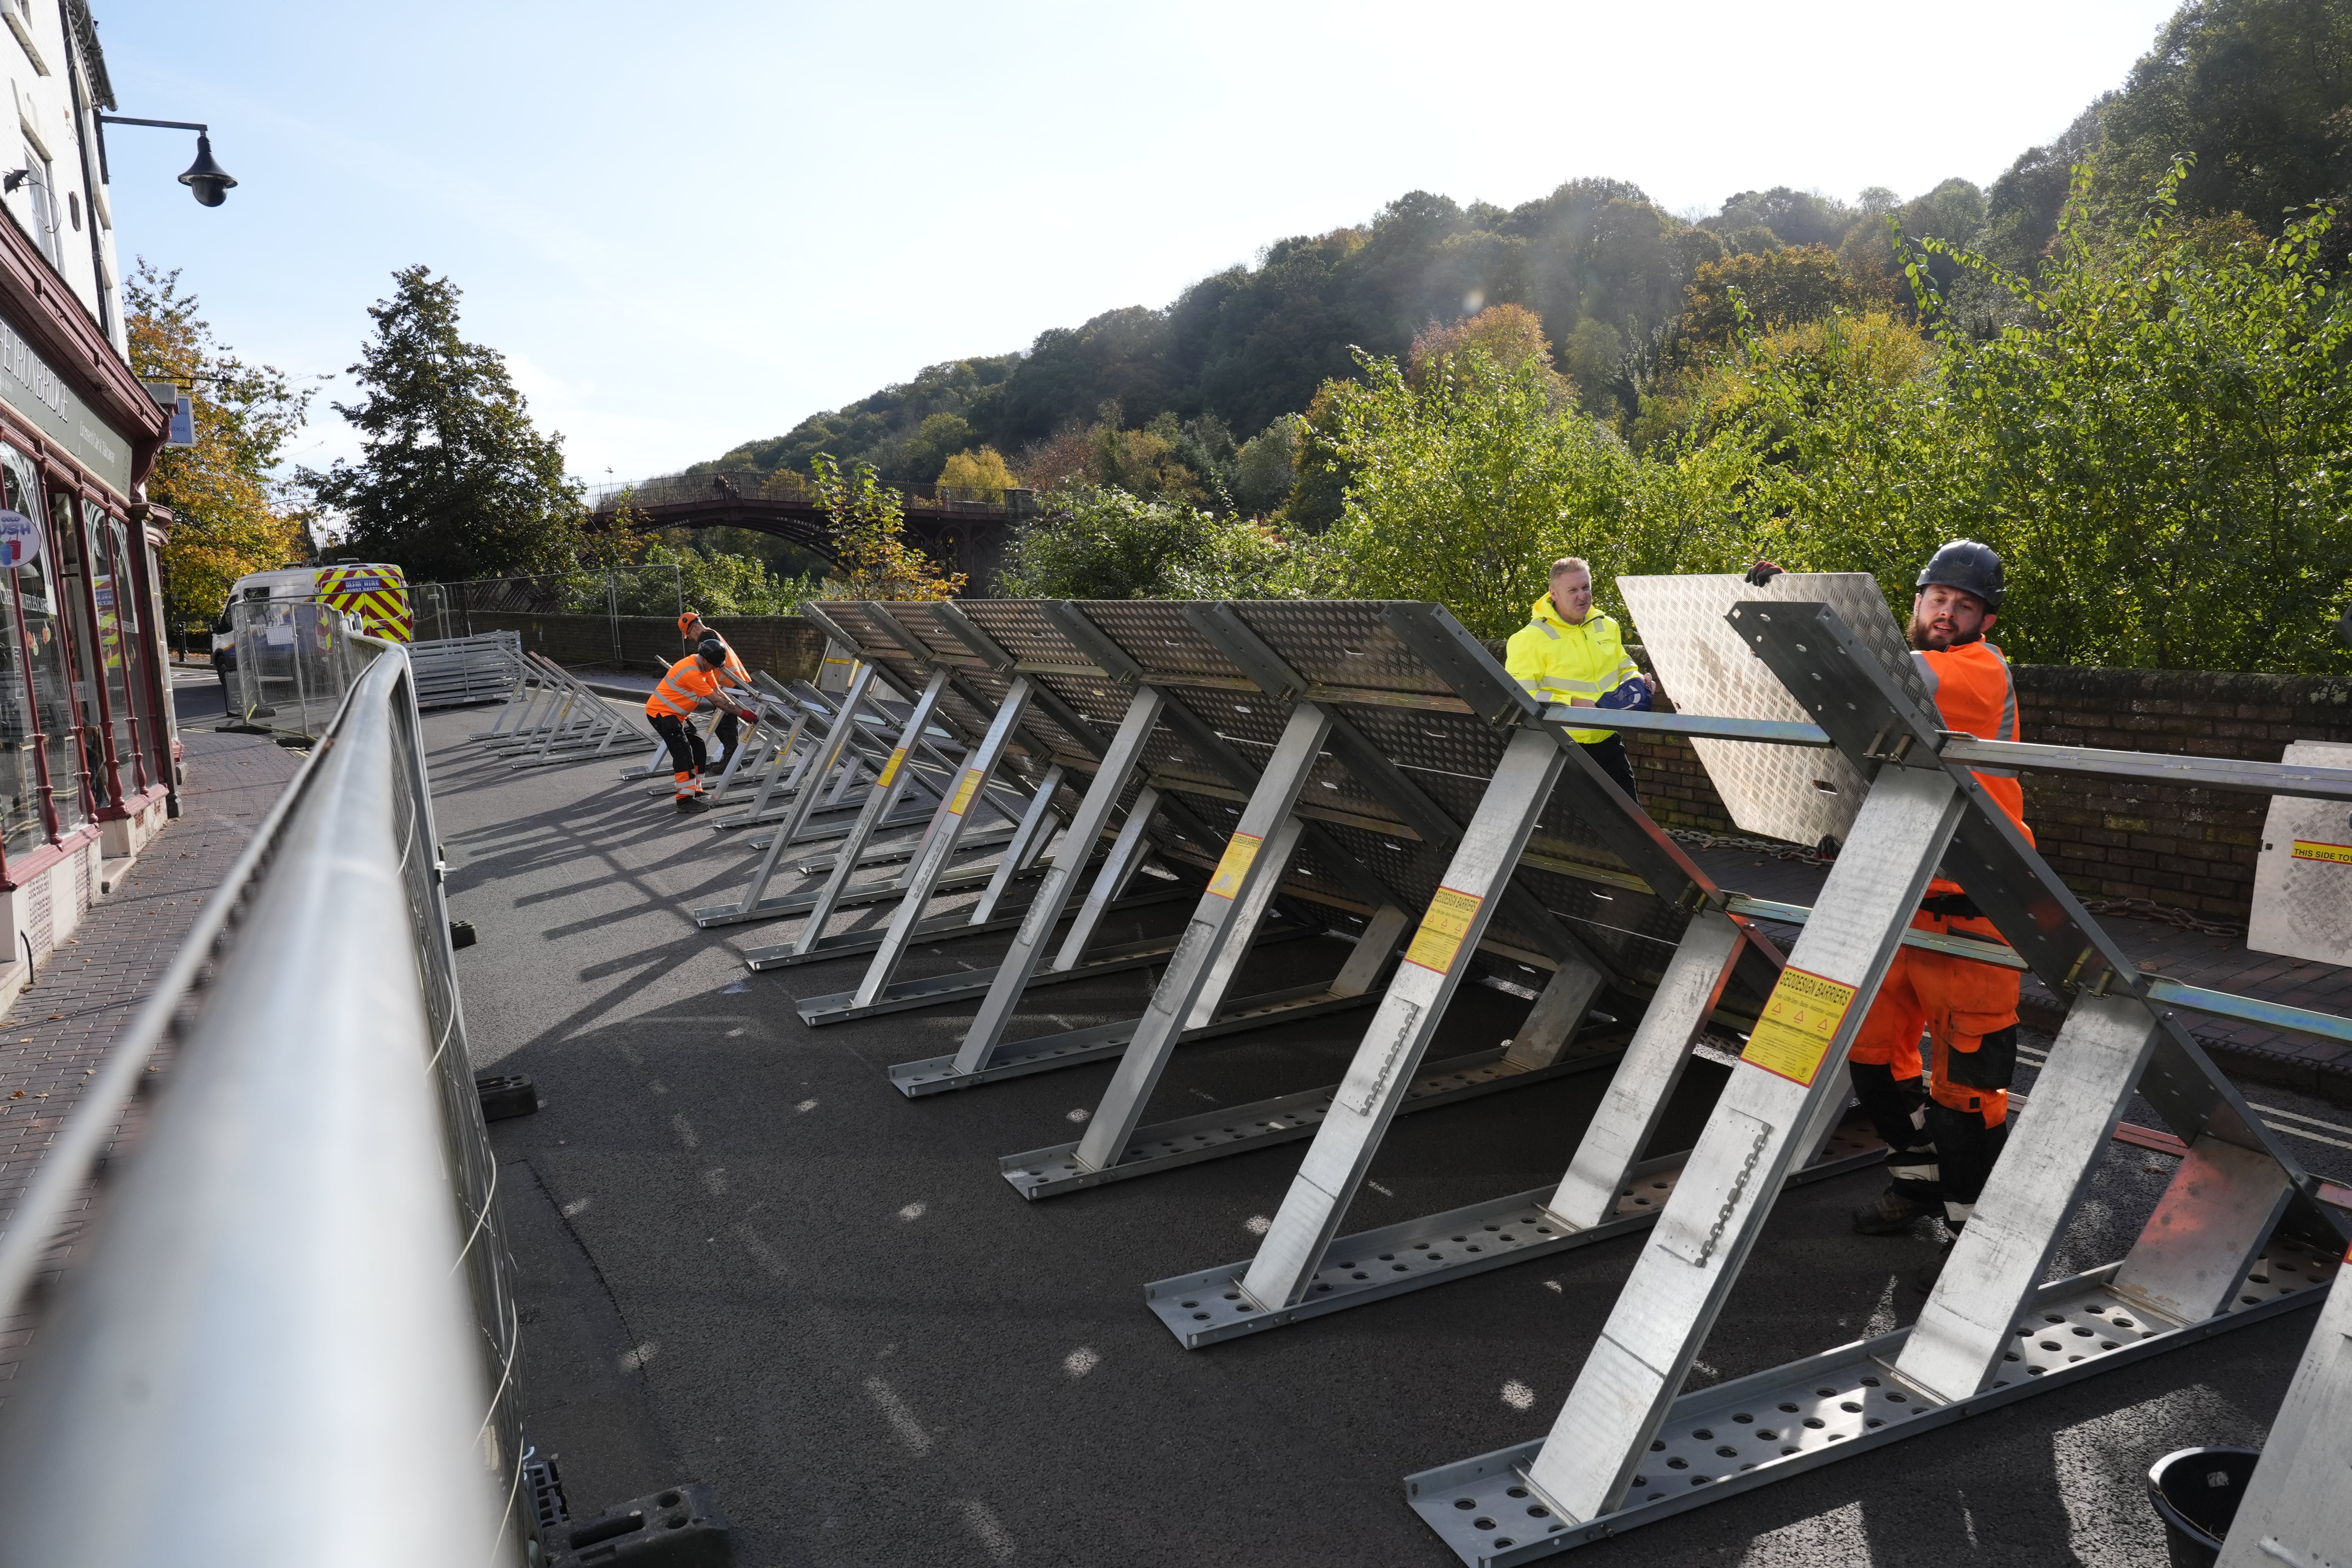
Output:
[
  {"xmin": 1847, "ymin": 905, "xmax": 2021, "ymax": 1228},
  {"xmin": 1850, "ymin": 908, "xmax": 2020, "ymax": 1127}
]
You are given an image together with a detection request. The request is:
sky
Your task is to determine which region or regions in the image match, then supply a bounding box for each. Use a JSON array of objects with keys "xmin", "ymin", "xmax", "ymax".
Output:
[{"xmin": 90, "ymin": 0, "xmax": 2185, "ymax": 486}]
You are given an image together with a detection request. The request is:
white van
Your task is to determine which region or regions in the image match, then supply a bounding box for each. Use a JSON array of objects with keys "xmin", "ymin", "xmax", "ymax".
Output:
[{"xmin": 211, "ymin": 563, "xmax": 415, "ymax": 656}]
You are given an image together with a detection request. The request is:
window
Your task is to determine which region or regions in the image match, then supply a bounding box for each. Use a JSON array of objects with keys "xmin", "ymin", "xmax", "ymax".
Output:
[
  {"xmin": 20, "ymin": 142, "xmax": 58, "ymax": 269},
  {"xmin": 87, "ymin": 503, "xmax": 147, "ymax": 793},
  {"xmin": 45, "ymin": 487, "xmax": 107, "ymax": 811},
  {"xmin": 2, "ymin": 446, "xmax": 81, "ymax": 834}
]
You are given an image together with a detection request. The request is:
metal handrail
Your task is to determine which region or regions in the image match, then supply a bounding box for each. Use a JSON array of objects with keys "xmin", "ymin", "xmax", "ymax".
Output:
[{"xmin": 0, "ymin": 649, "xmax": 525, "ymax": 1566}]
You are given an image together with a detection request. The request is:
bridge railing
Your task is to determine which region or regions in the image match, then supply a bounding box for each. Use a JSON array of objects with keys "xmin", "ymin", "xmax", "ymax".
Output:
[{"xmin": 587, "ymin": 468, "xmax": 1038, "ymax": 517}]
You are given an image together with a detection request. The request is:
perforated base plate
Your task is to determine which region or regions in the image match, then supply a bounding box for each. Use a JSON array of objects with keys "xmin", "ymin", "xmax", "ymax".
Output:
[
  {"xmin": 753, "ymin": 888, "xmax": 1195, "ymax": 973},
  {"xmin": 888, "ymin": 981, "xmax": 1381, "ymax": 1096},
  {"xmin": 1145, "ymin": 1122, "xmax": 1887, "ymax": 1347},
  {"xmin": 998, "ymin": 1036, "xmax": 1635, "ymax": 1201},
  {"xmin": 1405, "ymin": 1240, "xmax": 2341, "ymax": 1565},
  {"xmin": 785, "ymin": 911, "xmax": 1308, "ymax": 1021},
  {"xmin": 692, "ymin": 859, "xmax": 1011, "ymax": 930}
]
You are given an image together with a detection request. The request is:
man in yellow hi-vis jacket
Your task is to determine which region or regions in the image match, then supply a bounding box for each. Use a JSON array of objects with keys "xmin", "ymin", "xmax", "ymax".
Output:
[{"xmin": 1504, "ymin": 556, "xmax": 1650, "ymax": 799}]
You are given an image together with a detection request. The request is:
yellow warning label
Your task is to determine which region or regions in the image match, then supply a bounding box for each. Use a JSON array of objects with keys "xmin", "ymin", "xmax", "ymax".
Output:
[
  {"xmin": 1741, "ymin": 966, "xmax": 1857, "ymax": 1086},
  {"xmin": 877, "ymin": 748, "xmax": 907, "ymax": 789},
  {"xmin": 2292, "ymin": 839, "xmax": 2352, "ymax": 866},
  {"xmin": 947, "ymin": 768, "xmax": 983, "ymax": 817},
  {"xmin": 1206, "ymin": 831, "xmax": 1263, "ymax": 901},
  {"xmin": 1404, "ymin": 886, "xmax": 1484, "ymax": 975}
]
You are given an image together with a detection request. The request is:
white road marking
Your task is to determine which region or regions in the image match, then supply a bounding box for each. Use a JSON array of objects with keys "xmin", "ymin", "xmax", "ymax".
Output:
[
  {"xmin": 735, "ymin": 1224, "xmax": 787, "ymax": 1279},
  {"xmin": 864, "ymin": 1376, "xmax": 931, "ymax": 1455},
  {"xmin": 795, "ymin": 1098, "xmax": 818, "ymax": 1112},
  {"xmin": 561, "ymin": 1198, "xmax": 590, "ymax": 1218},
  {"xmin": 1501, "ymin": 1380, "xmax": 1535, "ymax": 1411},
  {"xmin": 1063, "ymin": 1346, "xmax": 1101, "ymax": 1379},
  {"xmin": 959, "ymin": 1499, "xmax": 1016, "ymax": 1562},
  {"xmin": 1245, "ymin": 1214, "xmax": 1270, "ymax": 1236},
  {"xmin": 898, "ymin": 1201, "xmax": 927, "ymax": 1221}
]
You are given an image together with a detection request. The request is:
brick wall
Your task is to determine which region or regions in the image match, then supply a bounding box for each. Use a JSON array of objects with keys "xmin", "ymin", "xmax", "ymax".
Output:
[
  {"xmin": 1625, "ymin": 665, "xmax": 2352, "ymax": 923},
  {"xmin": 452, "ymin": 613, "xmax": 827, "ymax": 686}
]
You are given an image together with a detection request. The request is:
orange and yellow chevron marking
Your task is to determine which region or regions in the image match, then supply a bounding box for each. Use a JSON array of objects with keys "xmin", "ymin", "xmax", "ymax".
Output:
[{"xmin": 317, "ymin": 568, "xmax": 414, "ymax": 644}]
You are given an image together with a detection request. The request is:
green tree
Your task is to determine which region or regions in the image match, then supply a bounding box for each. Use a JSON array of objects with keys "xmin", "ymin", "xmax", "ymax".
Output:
[
  {"xmin": 1312, "ymin": 348, "xmax": 1747, "ymax": 637},
  {"xmin": 809, "ymin": 454, "xmax": 964, "ymax": 599},
  {"xmin": 998, "ymin": 486, "xmax": 1220, "ymax": 599},
  {"xmin": 2098, "ymin": 0, "xmax": 2352, "ymax": 238},
  {"xmin": 303, "ymin": 266, "xmax": 585, "ymax": 582},
  {"xmin": 937, "ymin": 446, "xmax": 1019, "ymax": 491},
  {"xmin": 998, "ymin": 484, "xmax": 1307, "ymax": 599},
  {"xmin": 126, "ymin": 261, "xmax": 315, "ymax": 627}
]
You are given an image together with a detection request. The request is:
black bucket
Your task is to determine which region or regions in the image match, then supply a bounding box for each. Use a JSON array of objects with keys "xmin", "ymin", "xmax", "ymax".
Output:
[{"xmin": 2146, "ymin": 1446, "xmax": 2260, "ymax": 1567}]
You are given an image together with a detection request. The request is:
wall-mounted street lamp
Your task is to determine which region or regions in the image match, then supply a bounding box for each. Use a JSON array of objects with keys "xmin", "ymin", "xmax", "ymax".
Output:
[{"xmin": 96, "ymin": 116, "xmax": 237, "ymax": 207}]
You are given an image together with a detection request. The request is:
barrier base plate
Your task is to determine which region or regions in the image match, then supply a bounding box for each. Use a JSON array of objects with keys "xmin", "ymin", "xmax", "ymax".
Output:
[
  {"xmin": 998, "ymin": 1036, "xmax": 1635, "ymax": 1201},
  {"xmin": 888, "ymin": 979, "xmax": 1381, "ymax": 1097},
  {"xmin": 1145, "ymin": 1121, "xmax": 1887, "ymax": 1347},
  {"xmin": 1403, "ymin": 1241, "xmax": 2339, "ymax": 1565}
]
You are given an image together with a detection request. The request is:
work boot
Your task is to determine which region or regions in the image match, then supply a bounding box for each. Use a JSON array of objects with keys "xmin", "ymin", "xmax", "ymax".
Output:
[
  {"xmin": 1911, "ymin": 1234, "xmax": 1957, "ymax": 1292},
  {"xmin": 675, "ymin": 794, "xmax": 708, "ymax": 813},
  {"xmin": 1851, "ymin": 1188, "xmax": 1934, "ymax": 1234}
]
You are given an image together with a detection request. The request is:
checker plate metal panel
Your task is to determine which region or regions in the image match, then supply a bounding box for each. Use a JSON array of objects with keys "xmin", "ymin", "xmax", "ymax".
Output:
[
  {"xmin": 2249, "ymin": 739, "xmax": 2352, "ymax": 965},
  {"xmin": 1617, "ymin": 573, "xmax": 1927, "ymax": 848}
]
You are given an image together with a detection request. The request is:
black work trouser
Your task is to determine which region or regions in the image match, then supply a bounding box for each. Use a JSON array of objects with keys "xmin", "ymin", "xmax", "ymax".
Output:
[
  {"xmin": 650, "ymin": 713, "xmax": 707, "ymax": 779},
  {"xmin": 1849, "ymin": 1041, "xmax": 2014, "ymax": 1229},
  {"xmin": 713, "ymin": 709, "xmax": 740, "ymax": 768},
  {"xmin": 1580, "ymin": 734, "xmax": 1638, "ymax": 799}
]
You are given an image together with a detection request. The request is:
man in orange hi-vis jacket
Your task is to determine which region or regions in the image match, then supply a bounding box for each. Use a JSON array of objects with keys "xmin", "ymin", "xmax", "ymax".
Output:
[
  {"xmin": 646, "ymin": 640, "xmax": 758, "ymax": 812},
  {"xmin": 678, "ymin": 610, "xmax": 755, "ymax": 770},
  {"xmin": 1748, "ymin": 541, "xmax": 2026, "ymax": 1287}
]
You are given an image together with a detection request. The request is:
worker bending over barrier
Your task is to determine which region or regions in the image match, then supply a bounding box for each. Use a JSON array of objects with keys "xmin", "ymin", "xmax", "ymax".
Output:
[
  {"xmin": 1750, "ymin": 540, "xmax": 2026, "ymax": 1287},
  {"xmin": 647, "ymin": 639, "xmax": 758, "ymax": 811},
  {"xmin": 679, "ymin": 610, "xmax": 755, "ymax": 771}
]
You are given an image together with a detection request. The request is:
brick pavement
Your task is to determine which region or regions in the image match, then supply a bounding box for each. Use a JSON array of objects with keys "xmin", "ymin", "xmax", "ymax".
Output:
[{"xmin": 0, "ymin": 670, "xmax": 305, "ymax": 1390}]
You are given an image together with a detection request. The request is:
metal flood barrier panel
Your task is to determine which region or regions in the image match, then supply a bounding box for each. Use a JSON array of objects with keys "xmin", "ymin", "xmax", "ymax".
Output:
[
  {"xmin": 793, "ymin": 600, "xmax": 1843, "ymax": 1233},
  {"xmin": 0, "ymin": 647, "xmax": 525, "ymax": 1565},
  {"xmin": 1399, "ymin": 580, "xmax": 2352, "ymax": 1566}
]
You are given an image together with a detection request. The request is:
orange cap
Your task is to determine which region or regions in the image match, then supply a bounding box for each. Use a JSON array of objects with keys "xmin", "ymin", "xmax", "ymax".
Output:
[{"xmin": 677, "ymin": 610, "xmax": 702, "ymax": 637}]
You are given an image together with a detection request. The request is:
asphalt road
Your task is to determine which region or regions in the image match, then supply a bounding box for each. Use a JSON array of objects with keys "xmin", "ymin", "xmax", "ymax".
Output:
[{"xmin": 434, "ymin": 702, "xmax": 2349, "ymax": 1568}]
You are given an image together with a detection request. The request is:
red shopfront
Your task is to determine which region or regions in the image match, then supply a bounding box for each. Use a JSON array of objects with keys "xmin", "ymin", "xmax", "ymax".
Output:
[{"xmin": 0, "ymin": 217, "xmax": 171, "ymax": 974}]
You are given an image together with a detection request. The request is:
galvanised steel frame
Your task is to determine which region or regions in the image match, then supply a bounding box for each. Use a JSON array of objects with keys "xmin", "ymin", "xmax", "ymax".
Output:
[{"xmin": 1403, "ymin": 597, "xmax": 2352, "ymax": 1565}]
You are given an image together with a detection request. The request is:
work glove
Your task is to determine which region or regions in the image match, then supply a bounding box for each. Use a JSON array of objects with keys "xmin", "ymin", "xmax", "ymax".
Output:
[
  {"xmin": 1744, "ymin": 560, "xmax": 1784, "ymax": 588},
  {"xmin": 1595, "ymin": 677, "xmax": 1653, "ymax": 712}
]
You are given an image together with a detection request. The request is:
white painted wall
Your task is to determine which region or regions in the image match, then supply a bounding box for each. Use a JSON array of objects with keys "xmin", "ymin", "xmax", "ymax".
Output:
[{"xmin": 0, "ymin": 0, "xmax": 122, "ymax": 354}]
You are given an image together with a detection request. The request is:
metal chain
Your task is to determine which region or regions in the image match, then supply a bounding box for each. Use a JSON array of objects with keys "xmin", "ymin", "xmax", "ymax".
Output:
[
  {"xmin": 2078, "ymin": 897, "xmax": 2245, "ymax": 939},
  {"xmin": 1666, "ymin": 827, "xmax": 1836, "ymax": 866}
]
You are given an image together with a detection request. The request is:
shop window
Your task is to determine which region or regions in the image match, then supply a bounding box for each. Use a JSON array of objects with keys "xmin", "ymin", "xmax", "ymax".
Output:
[
  {"xmin": 0, "ymin": 522, "xmax": 38, "ymax": 859},
  {"xmin": 0, "ymin": 446, "xmax": 82, "ymax": 834},
  {"xmin": 45, "ymin": 488, "xmax": 107, "ymax": 812},
  {"xmin": 85, "ymin": 501, "xmax": 143, "ymax": 793}
]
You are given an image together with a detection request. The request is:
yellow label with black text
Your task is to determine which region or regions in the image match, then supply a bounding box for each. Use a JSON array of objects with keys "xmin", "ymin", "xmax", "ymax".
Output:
[
  {"xmin": 1206, "ymin": 832, "xmax": 1262, "ymax": 901},
  {"xmin": 2292, "ymin": 839, "xmax": 2352, "ymax": 866},
  {"xmin": 947, "ymin": 768, "xmax": 983, "ymax": 817},
  {"xmin": 878, "ymin": 748, "xmax": 908, "ymax": 788},
  {"xmin": 1405, "ymin": 886, "xmax": 1484, "ymax": 975},
  {"xmin": 1740, "ymin": 967, "xmax": 1856, "ymax": 1086}
]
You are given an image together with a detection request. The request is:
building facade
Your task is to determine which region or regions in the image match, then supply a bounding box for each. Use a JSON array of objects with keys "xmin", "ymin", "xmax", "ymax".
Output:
[{"xmin": 0, "ymin": 2, "xmax": 178, "ymax": 1004}]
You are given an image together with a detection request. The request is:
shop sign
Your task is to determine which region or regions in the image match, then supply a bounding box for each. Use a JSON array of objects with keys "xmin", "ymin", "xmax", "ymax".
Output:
[
  {"xmin": 0, "ymin": 314, "xmax": 131, "ymax": 496},
  {"xmin": 0, "ymin": 507, "xmax": 40, "ymax": 567}
]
